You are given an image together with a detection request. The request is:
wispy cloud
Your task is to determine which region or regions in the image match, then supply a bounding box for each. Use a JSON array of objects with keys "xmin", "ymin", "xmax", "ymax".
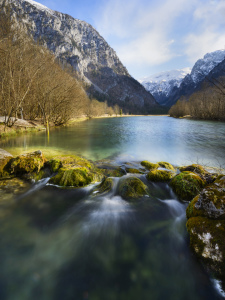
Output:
[
  {"xmin": 184, "ymin": 0, "xmax": 225, "ymax": 63},
  {"xmin": 94, "ymin": 0, "xmax": 225, "ymax": 75}
]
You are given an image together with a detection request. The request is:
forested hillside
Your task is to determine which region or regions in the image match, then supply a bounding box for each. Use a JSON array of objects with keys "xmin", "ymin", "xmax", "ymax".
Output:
[{"xmin": 0, "ymin": 4, "xmax": 124, "ymax": 127}]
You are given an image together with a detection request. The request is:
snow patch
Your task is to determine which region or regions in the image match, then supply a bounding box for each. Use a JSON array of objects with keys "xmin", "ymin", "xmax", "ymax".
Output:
[{"xmin": 23, "ymin": 0, "xmax": 57, "ymax": 17}]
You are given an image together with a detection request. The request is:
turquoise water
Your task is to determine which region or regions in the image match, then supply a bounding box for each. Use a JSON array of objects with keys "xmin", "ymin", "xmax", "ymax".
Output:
[
  {"xmin": 0, "ymin": 116, "xmax": 225, "ymax": 299},
  {"xmin": 2, "ymin": 116, "xmax": 225, "ymax": 167}
]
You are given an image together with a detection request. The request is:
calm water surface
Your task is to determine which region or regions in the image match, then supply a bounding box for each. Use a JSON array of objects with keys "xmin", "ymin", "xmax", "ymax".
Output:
[
  {"xmin": 0, "ymin": 116, "xmax": 225, "ymax": 300},
  {"xmin": 2, "ymin": 116, "xmax": 225, "ymax": 167}
]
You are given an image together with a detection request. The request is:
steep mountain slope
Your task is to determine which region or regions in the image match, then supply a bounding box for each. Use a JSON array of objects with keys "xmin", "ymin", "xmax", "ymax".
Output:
[
  {"xmin": 165, "ymin": 50, "xmax": 225, "ymax": 107},
  {"xmin": 139, "ymin": 68, "xmax": 191, "ymax": 105},
  {"xmin": 5, "ymin": 0, "xmax": 158, "ymax": 113}
]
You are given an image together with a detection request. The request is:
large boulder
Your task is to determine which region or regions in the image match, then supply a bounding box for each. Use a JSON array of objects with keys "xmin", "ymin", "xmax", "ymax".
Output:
[
  {"xmin": 186, "ymin": 175, "xmax": 225, "ymax": 291},
  {"xmin": 170, "ymin": 171, "xmax": 206, "ymax": 201},
  {"xmin": 186, "ymin": 217, "xmax": 225, "ymax": 283},
  {"xmin": 117, "ymin": 176, "xmax": 149, "ymax": 201}
]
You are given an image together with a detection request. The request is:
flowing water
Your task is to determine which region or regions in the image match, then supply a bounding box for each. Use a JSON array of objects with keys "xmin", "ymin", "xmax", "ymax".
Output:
[{"xmin": 0, "ymin": 116, "xmax": 225, "ymax": 299}]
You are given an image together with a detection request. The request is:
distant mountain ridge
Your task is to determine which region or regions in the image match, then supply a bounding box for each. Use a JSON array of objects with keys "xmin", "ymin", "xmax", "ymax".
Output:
[
  {"xmin": 140, "ymin": 50, "xmax": 225, "ymax": 107},
  {"xmin": 139, "ymin": 68, "xmax": 191, "ymax": 105},
  {"xmin": 5, "ymin": 0, "xmax": 158, "ymax": 113}
]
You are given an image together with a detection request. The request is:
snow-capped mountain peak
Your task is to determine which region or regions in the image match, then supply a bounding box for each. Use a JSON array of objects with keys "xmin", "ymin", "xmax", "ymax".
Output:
[
  {"xmin": 139, "ymin": 68, "xmax": 191, "ymax": 85},
  {"xmin": 139, "ymin": 68, "xmax": 191, "ymax": 105},
  {"xmin": 190, "ymin": 50, "xmax": 225, "ymax": 83}
]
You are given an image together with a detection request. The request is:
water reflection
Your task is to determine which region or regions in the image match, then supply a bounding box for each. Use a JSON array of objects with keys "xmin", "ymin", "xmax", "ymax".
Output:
[{"xmin": 1, "ymin": 116, "xmax": 225, "ymax": 167}]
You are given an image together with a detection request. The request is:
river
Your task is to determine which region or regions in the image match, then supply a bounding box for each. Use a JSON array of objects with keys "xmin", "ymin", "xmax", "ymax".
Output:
[{"xmin": 0, "ymin": 116, "xmax": 225, "ymax": 300}]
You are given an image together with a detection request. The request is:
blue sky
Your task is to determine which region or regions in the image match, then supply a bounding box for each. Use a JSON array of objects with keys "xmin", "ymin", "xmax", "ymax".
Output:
[{"xmin": 30, "ymin": 0, "xmax": 225, "ymax": 79}]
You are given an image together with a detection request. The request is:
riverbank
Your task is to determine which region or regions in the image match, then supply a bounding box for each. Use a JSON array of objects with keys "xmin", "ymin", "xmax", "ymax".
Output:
[
  {"xmin": 0, "ymin": 114, "xmax": 169, "ymax": 139},
  {"xmin": 0, "ymin": 118, "xmax": 46, "ymax": 138}
]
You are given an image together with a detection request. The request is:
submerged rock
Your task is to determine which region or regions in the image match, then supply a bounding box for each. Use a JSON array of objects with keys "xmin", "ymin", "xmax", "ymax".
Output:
[
  {"xmin": 170, "ymin": 171, "xmax": 206, "ymax": 201},
  {"xmin": 141, "ymin": 161, "xmax": 159, "ymax": 170},
  {"xmin": 147, "ymin": 170, "xmax": 174, "ymax": 182},
  {"xmin": 117, "ymin": 176, "xmax": 149, "ymax": 201},
  {"xmin": 93, "ymin": 177, "xmax": 114, "ymax": 195},
  {"xmin": 0, "ymin": 177, "xmax": 30, "ymax": 204},
  {"xmin": 49, "ymin": 166, "xmax": 102, "ymax": 187},
  {"xmin": 187, "ymin": 175, "xmax": 225, "ymax": 220}
]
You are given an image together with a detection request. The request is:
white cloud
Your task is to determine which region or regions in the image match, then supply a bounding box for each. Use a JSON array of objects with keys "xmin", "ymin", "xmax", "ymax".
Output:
[
  {"xmin": 94, "ymin": 0, "xmax": 197, "ymax": 68},
  {"xmin": 184, "ymin": 0, "xmax": 225, "ymax": 63}
]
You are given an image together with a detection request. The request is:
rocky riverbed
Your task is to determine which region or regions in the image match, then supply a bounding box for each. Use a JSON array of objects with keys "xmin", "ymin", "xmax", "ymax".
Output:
[{"xmin": 0, "ymin": 149, "xmax": 225, "ymax": 296}]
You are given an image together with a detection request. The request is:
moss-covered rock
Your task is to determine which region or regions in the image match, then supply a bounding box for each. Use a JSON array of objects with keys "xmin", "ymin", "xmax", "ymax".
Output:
[
  {"xmin": 147, "ymin": 169, "xmax": 174, "ymax": 182},
  {"xmin": 97, "ymin": 166, "xmax": 125, "ymax": 177},
  {"xmin": 180, "ymin": 164, "xmax": 206, "ymax": 175},
  {"xmin": 186, "ymin": 196, "xmax": 205, "ymax": 219},
  {"xmin": 93, "ymin": 177, "xmax": 114, "ymax": 195},
  {"xmin": 47, "ymin": 159, "xmax": 63, "ymax": 173},
  {"xmin": 141, "ymin": 161, "xmax": 159, "ymax": 170},
  {"xmin": 187, "ymin": 216, "xmax": 225, "ymax": 279},
  {"xmin": 8, "ymin": 150, "xmax": 46, "ymax": 176},
  {"xmin": 117, "ymin": 176, "xmax": 149, "ymax": 201},
  {"xmin": 0, "ymin": 157, "xmax": 12, "ymax": 178},
  {"xmin": 187, "ymin": 176, "xmax": 225, "ymax": 220},
  {"xmin": 158, "ymin": 161, "xmax": 175, "ymax": 171},
  {"xmin": 179, "ymin": 164, "xmax": 217, "ymax": 184},
  {"xmin": 49, "ymin": 166, "xmax": 102, "ymax": 187},
  {"xmin": 126, "ymin": 168, "xmax": 143, "ymax": 174},
  {"xmin": 170, "ymin": 171, "xmax": 206, "ymax": 201}
]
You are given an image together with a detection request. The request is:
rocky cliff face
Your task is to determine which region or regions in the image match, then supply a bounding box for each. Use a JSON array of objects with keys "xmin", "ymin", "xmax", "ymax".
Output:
[{"xmin": 5, "ymin": 0, "xmax": 158, "ymax": 113}]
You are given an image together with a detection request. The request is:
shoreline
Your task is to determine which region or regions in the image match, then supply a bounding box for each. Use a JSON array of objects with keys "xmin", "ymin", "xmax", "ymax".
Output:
[{"xmin": 0, "ymin": 114, "xmax": 169, "ymax": 139}]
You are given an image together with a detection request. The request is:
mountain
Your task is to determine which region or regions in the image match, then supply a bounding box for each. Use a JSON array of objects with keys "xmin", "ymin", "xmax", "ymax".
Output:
[
  {"xmin": 140, "ymin": 50, "xmax": 225, "ymax": 107},
  {"xmin": 5, "ymin": 0, "xmax": 158, "ymax": 114},
  {"xmin": 165, "ymin": 50, "xmax": 225, "ymax": 107},
  {"xmin": 139, "ymin": 68, "xmax": 191, "ymax": 105}
]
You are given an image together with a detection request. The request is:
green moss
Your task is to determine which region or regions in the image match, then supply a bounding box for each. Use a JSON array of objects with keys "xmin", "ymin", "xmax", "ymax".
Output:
[
  {"xmin": 8, "ymin": 151, "xmax": 46, "ymax": 176},
  {"xmin": 186, "ymin": 195, "xmax": 205, "ymax": 219},
  {"xmin": 94, "ymin": 177, "xmax": 114, "ymax": 194},
  {"xmin": 118, "ymin": 177, "xmax": 149, "ymax": 201},
  {"xmin": 147, "ymin": 170, "xmax": 174, "ymax": 182},
  {"xmin": 97, "ymin": 167, "xmax": 125, "ymax": 177},
  {"xmin": 141, "ymin": 161, "xmax": 159, "ymax": 170},
  {"xmin": 158, "ymin": 161, "xmax": 175, "ymax": 171},
  {"xmin": 47, "ymin": 159, "xmax": 63, "ymax": 172},
  {"xmin": 180, "ymin": 164, "xmax": 206, "ymax": 175},
  {"xmin": 49, "ymin": 165, "xmax": 103, "ymax": 188},
  {"xmin": 52, "ymin": 155, "xmax": 94, "ymax": 170},
  {"xmin": 0, "ymin": 157, "xmax": 12, "ymax": 178},
  {"xmin": 126, "ymin": 168, "xmax": 143, "ymax": 174},
  {"xmin": 49, "ymin": 167, "xmax": 93, "ymax": 187},
  {"xmin": 170, "ymin": 171, "xmax": 206, "ymax": 201}
]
